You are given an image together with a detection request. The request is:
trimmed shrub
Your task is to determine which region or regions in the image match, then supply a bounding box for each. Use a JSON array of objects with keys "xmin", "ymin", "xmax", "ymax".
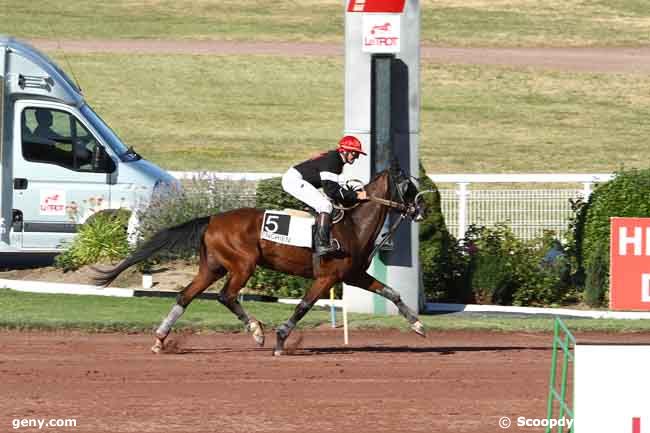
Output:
[
  {"xmin": 54, "ymin": 209, "xmax": 131, "ymax": 271},
  {"xmin": 254, "ymin": 177, "xmax": 304, "ymax": 210},
  {"xmin": 418, "ymin": 164, "xmax": 470, "ymax": 302},
  {"xmin": 578, "ymin": 169, "xmax": 650, "ymax": 306},
  {"xmin": 463, "ymin": 225, "xmax": 577, "ymax": 306}
]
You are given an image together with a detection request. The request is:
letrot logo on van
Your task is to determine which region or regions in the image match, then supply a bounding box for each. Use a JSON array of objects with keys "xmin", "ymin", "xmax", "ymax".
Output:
[{"xmin": 39, "ymin": 190, "xmax": 66, "ymax": 216}]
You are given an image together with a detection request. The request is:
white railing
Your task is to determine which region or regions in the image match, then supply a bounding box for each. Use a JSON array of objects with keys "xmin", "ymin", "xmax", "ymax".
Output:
[
  {"xmin": 430, "ymin": 174, "xmax": 613, "ymax": 240},
  {"xmin": 170, "ymin": 171, "xmax": 615, "ymax": 241}
]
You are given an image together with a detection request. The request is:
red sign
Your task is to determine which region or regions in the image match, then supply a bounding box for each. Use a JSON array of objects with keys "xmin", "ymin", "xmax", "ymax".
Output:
[
  {"xmin": 610, "ymin": 217, "xmax": 650, "ymax": 311},
  {"xmin": 347, "ymin": 0, "xmax": 406, "ymax": 13}
]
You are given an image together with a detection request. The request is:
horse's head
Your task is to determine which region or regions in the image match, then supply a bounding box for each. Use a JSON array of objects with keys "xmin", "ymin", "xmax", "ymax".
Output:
[
  {"xmin": 373, "ymin": 160, "xmax": 427, "ymax": 222},
  {"xmin": 356, "ymin": 160, "xmax": 428, "ymax": 222}
]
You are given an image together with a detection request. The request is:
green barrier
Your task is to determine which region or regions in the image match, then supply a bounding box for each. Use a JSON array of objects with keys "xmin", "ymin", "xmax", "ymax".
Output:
[{"xmin": 546, "ymin": 317, "xmax": 575, "ymax": 433}]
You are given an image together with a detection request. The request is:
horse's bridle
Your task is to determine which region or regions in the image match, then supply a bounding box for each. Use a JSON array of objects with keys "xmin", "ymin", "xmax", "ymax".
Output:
[{"xmin": 365, "ymin": 170, "xmax": 433, "ymax": 258}]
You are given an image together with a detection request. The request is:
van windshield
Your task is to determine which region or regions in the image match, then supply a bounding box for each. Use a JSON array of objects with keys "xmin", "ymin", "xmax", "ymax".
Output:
[{"xmin": 80, "ymin": 104, "xmax": 134, "ymax": 160}]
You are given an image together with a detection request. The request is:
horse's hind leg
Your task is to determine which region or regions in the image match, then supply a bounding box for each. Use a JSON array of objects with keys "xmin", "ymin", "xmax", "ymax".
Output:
[
  {"xmin": 345, "ymin": 272, "xmax": 426, "ymax": 337},
  {"xmin": 274, "ymin": 276, "xmax": 337, "ymax": 356},
  {"xmin": 152, "ymin": 265, "xmax": 225, "ymax": 354},
  {"xmin": 216, "ymin": 267, "xmax": 265, "ymax": 347}
]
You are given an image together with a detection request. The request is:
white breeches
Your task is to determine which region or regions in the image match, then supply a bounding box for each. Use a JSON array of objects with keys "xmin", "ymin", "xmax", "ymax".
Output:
[{"xmin": 281, "ymin": 168, "xmax": 333, "ymax": 214}]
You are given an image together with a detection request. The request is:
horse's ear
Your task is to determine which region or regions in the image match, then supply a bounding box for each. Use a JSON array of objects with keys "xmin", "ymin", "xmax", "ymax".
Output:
[{"xmin": 389, "ymin": 155, "xmax": 401, "ymax": 174}]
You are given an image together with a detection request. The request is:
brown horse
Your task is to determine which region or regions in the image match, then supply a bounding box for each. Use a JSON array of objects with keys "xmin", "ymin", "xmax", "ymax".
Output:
[{"xmin": 94, "ymin": 167, "xmax": 427, "ymax": 355}]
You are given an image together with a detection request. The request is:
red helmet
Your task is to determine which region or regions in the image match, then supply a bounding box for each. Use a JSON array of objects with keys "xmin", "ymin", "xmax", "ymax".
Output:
[{"xmin": 337, "ymin": 135, "xmax": 367, "ymax": 155}]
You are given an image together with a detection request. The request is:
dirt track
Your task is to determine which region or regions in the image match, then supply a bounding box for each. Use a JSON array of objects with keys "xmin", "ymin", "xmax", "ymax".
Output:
[
  {"xmin": 28, "ymin": 39, "xmax": 650, "ymax": 73},
  {"xmin": 2, "ymin": 329, "xmax": 645, "ymax": 433}
]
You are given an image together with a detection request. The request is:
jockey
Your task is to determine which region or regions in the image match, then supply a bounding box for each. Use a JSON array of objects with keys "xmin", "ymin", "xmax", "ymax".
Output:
[{"xmin": 282, "ymin": 135, "xmax": 368, "ymax": 256}]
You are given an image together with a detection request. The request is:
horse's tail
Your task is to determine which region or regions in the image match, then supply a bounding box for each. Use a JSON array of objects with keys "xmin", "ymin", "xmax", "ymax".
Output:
[{"xmin": 93, "ymin": 216, "xmax": 212, "ymax": 287}]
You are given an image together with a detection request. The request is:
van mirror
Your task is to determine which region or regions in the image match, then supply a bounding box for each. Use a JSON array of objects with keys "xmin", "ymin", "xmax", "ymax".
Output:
[{"xmin": 93, "ymin": 145, "xmax": 115, "ymax": 173}]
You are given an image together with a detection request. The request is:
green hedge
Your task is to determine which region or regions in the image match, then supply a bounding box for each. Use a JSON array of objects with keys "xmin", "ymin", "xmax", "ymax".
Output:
[
  {"xmin": 577, "ymin": 169, "xmax": 650, "ymax": 306},
  {"xmin": 463, "ymin": 225, "xmax": 576, "ymax": 306},
  {"xmin": 417, "ymin": 163, "xmax": 470, "ymax": 302}
]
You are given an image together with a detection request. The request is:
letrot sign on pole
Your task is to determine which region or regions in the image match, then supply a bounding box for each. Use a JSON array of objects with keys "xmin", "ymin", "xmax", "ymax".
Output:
[{"xmin": 342, "ymin": 0, "xmax": 422, "ymax": 314}]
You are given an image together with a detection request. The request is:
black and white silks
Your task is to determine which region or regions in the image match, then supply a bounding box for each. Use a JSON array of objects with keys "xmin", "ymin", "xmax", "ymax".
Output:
[{"xmin": 281, "ymin": 151, "xmax": 359, "ymax": 214}]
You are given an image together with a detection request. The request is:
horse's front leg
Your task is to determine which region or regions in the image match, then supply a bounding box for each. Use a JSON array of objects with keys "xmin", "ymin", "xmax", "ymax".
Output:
[
  {"xmin": 274, "ymin": 276, "xmax": 336, "ymax": 356},
  {"xmin": 346, "ymin": 273, "xmax": 426, "ymax": 337}
]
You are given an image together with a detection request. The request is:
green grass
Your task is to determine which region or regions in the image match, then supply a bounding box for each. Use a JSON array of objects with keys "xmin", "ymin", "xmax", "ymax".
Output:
[
  {"xmin": 2, "ymin": 289, "xmax": 650, "ymax": 334},
  {"xmin": 4, "ymin": 0, "xmax": 650, "ymax": 47},
  {"xmin": 50, "ymin": 53, "xmax": 650, "ymax": 173},
  {"xmin": 0, "ymin": 289, "xmax": 330, "ymax": 332}
]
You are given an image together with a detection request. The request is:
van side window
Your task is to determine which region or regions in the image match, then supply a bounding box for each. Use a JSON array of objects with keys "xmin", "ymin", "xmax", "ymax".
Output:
[{"xmin": 21, "ymin": 108, "xmax": 113, "ymax": 173}]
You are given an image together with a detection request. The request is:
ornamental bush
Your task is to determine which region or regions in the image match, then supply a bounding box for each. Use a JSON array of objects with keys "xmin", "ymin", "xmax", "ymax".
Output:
[
  {"xmin": 463, "ymin": 225, "xmax": 577, "ymax": 306},
  {"xmin": 54, "ymin": 209, "xmax": 131, "ymax": 271},
  {"xmin": 417, "ymin": 164, "xmax": 470, "ymax": 303},
  {"xmin": 576, "ymin": 169, "xmax": 650, "ymax": 306}
]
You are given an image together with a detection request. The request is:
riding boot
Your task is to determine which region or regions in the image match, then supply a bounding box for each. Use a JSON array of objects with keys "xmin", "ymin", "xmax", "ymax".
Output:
[{"xmin": 315, "ymin": 212, "xmax": 337, "ymax": 257}]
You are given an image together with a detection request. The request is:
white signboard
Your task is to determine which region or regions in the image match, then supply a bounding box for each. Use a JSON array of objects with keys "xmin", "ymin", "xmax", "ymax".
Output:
[
  {"xmin": 39, "ymin": 190, "xmax": 66, "ymax": 216},
  {"xmin": 574, "ymin": 345, "xmax": 650, "ymax": 433},
  {"xmin": 362, "ymin": 14, "xmax": 401, "ymax": 53},
  {"xmin": 260, "ymin": 211, "xmax": 314, "ymax": 248}
]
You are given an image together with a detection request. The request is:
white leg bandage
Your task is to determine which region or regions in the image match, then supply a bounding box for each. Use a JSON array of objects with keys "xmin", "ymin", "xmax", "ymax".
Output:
[
  {"xmin": 156, "ymin": 304, "xmax": 185, "ymax": 337},
  {"xmin": 282, "ymin": 168, "xmax": 333, "ymax": 214}
]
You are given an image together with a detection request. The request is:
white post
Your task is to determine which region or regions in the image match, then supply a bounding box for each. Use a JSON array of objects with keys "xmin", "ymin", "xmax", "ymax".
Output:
[
  {"xmin": 342, "ymin": 300, "xmax": 349, "ymax": 345},
  {"xmin": 582, "ymin": 182, "xmax": 593, "ymax": 200},
  {"xmin": 457, "ymin": 182, "xmax": 470, "ymax": 239}
]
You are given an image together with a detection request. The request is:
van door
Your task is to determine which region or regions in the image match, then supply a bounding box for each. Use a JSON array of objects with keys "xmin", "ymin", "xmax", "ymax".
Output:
[{"xmin": 13, "ymin": 101, "xmax": 115, "ymax": 250}]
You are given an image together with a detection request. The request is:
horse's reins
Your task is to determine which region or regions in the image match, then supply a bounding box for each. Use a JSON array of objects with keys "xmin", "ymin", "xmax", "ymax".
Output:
[
  {"xmin": 365, "ymin": 189, "xmax": 436, "ymax": 260},
  {"xmin": 366, "ymin": 195, "xmax": 408, "ymax": 212},
  {"xmin": 364, "ymin": 194, "xmax": 410, "ymax": 260},
  {"xmin": 334, "ymin": 177, "xmax": 434, "ymax": 260},
  {"xmin": 368, "ymin": 212, "xmax": 407, "ymax": 261}
]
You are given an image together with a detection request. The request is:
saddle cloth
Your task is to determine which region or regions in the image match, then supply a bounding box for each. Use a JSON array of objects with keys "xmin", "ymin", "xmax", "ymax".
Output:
[{"xmin": 260, "ymin": 210, "xmax": 314, "ymax": 248}]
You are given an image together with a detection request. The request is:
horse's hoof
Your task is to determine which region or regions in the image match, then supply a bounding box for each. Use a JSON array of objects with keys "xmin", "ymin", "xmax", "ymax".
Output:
[
  {"xmin": 248, "ymin": 321, "xmax": 265, "ymax": 347},
  {"xmin": 273, "ymin": 349, "xmax": 285, "ymax": 356},
  {"xmin": 254, "ymin": 334, "xmax": 265, "ymax": 347},
  {"xmin": 411, "ymin": 321, "xmax": 426, "ymax": 338},
  {"xmin": 151, "ymin": 339, "xmax": 164, "ymax": 354}
]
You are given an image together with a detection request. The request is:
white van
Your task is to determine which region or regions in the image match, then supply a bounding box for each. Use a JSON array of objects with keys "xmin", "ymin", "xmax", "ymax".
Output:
[{"xmin": 0, "ymin": 36, "xmax": 177, "ymax": 254}]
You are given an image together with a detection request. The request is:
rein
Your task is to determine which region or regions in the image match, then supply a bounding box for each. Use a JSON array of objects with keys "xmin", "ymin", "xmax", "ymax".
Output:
[
  {"xmin": 366, "ymin": 196, "xmax": 408, "ymax": 212},
  {"xmin": 368, "ymin": 212, "xmax": 407, "ymax": 261}
]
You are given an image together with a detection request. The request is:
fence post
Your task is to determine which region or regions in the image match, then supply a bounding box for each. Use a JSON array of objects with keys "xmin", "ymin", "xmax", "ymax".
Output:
[
  {"xmin": 457, "ymin": 182, "xmax": 470, "ymax": 239},
  {"xmin": 582, "ymin": 182, "xmax": 593, "ymax": 200},
  {"xmin": 546, "ymin": 317, "xmax": 575, "ymax": 433}
]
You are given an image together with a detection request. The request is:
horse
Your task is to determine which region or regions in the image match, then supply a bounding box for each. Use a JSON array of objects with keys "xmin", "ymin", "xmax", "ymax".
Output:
[{"xmin": 94, "ymin": 165, "xmax": 428, "ymax": 355}]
